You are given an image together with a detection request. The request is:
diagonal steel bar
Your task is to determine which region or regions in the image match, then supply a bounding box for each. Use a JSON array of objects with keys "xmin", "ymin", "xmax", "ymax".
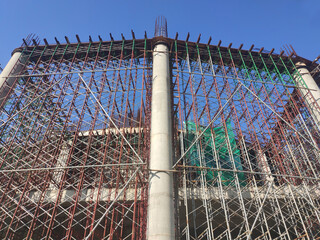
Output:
[
  {"xmin": 172, "ymin": 84, "xmax": 241, "ymax": 169},
  {"xmin": 78, "ymin": 73, "xmax": 144, "ymax": 164}
]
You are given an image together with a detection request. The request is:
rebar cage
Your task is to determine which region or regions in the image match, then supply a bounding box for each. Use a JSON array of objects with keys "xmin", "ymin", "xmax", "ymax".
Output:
[{"xmin": 0, "ymin": 37, "xmax": 320, "ymax": 239}]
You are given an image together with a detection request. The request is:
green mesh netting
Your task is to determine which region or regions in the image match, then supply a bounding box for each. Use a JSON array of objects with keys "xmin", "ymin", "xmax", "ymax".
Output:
[{"xmin": 184, "ymin": 120, "xmax": 246, "ymax": 186}]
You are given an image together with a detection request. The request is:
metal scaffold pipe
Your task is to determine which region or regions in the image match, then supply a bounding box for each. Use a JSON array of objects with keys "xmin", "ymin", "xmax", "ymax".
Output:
[
  {"xmin": 147, "ymin": 38, "xmax": 175, "ymax": 239},
  {"xmin": 294, "ymin": 62, "xmax": 320, "ymax": 125},
  {"xmin": 0, "ymin": 51, "xmax": 25, "ymax": 107}
]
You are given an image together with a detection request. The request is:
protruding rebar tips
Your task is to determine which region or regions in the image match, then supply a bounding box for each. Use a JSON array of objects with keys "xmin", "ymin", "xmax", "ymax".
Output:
[
  {"xmin": 154, "ymin": 16, "xmax": 168, "ymax": 37},
  {"xmin": 21, "ymin": 33, "xmax": 40, "ymax": 47}
]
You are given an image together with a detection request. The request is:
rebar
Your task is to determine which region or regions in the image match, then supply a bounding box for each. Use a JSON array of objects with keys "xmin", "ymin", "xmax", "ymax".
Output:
[{"xmin": 0, "ymin": 34, "xmax": 319, "ymax": 239}]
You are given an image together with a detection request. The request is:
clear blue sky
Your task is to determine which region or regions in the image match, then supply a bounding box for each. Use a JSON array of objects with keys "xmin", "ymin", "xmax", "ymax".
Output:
[{"xmin": 1, "ymin": 0, "xmax": 320, "ymax": 68}]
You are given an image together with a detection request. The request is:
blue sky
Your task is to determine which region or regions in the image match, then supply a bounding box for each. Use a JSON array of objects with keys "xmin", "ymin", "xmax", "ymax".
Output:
[{"xmin": 0, "ymin": 0, "xmax": 319, "ymax": 68}]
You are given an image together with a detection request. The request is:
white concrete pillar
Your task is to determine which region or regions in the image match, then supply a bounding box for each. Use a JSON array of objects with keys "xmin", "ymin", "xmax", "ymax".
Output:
[
  {"xmin": 0, "ymin": 51, "xmax": 25, "ymax": 107},
  {"xmin": 256, "ymin": 150, "xmax": 274, "ymax": 183},
  {"xmin": 147, "ymin": 42, "xmax": 175, "ymax": 240},
  {"xmin": 294, "ymin": 62, "xmax": 320, "ymax": 125},
  {"xmin": 49, "ymin": 140, "xmax": 71, "ymax": 190}
]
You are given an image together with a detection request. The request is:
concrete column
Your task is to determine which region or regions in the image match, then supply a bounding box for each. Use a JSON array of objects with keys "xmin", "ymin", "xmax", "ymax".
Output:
[
  {"xmin": 0, "ymin": 51, "xmax": 25, "ymax": 107},
  {"xmin": 147, "ymin": 42, "xmax": 175, "ymax": 240},
  {"xmin": 49, "ymin": 140, "xmax": 71, "ymax": 190},
  {"xmin": 294, "ymin": 62, "xmax": 320, "ymax": 125},
  {"xmin": 256, "ymin": 150, "xmax": 274, "ymax": 183}
]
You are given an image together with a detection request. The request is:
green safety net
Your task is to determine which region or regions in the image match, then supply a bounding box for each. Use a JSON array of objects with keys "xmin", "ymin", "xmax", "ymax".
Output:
[{"xmin": 184, "ymin": 120, "xmax": 246, "ymax": 186}]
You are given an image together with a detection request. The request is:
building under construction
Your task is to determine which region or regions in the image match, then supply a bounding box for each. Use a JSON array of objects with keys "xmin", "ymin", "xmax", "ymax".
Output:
[{"xmin": 1, "ymin": 18, "xmax": 320, "ymax": 239}]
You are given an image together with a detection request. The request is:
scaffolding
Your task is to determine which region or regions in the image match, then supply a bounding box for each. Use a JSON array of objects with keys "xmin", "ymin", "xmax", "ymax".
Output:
[{"xmin": 0, "ymin": 26, "xmax": 320, "ymax": 239}]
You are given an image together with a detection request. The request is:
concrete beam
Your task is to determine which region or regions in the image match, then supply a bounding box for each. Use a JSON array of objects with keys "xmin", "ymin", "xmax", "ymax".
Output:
[{"xmin": 27, "ymin": 186, "xmax": 320, "ymax": 204}]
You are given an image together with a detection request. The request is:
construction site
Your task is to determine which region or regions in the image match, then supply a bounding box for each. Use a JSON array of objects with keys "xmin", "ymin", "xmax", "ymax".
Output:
[{"xmin": 1, "ymin": 17, "xmax": 320, "ymax": 239}]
